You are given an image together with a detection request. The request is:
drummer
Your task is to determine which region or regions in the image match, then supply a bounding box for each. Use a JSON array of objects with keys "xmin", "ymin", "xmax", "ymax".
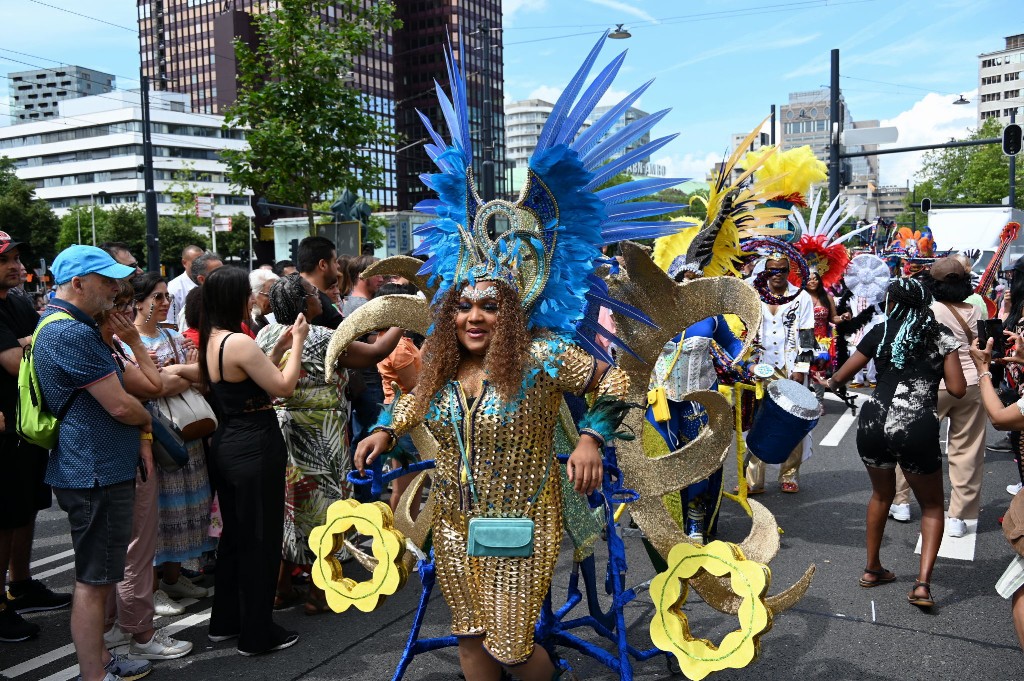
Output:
[{"xmin": 745, "ymin": 241, "xmax": 817, "ymax": 494}]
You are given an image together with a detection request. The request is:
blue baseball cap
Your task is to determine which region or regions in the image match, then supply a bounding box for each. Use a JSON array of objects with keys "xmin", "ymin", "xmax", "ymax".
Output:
[{"xmin": 52, "ymin": 245, "xmax": 137, "ymax": 285}]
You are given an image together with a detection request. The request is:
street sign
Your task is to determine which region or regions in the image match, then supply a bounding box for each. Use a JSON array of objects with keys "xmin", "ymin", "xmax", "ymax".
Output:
[
  {"xmin": 841, "ymin": 126, "xmax": 899, "ymax": 146},
  {"xmin": 195, "ymin": 195, "xmax": 214, "ymax": 218},
  {"xmin": 214, "ymin": 217, "xmax": 232, "ymax": 232}
]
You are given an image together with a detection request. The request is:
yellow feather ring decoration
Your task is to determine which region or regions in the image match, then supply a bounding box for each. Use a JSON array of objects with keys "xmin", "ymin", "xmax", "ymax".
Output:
[
  {"xmin": 309, "ymin": 499, "xmax": 409, "ymax": 613},
  {"xmin": 649, "ymin": 540, "xmax": 773, "ymax": 681}
]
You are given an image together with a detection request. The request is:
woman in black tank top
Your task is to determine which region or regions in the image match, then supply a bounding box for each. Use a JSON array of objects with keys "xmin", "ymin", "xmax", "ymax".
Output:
[{"xmin": 198, "ymin": 267, "xmax": 309, "ymax": 656}]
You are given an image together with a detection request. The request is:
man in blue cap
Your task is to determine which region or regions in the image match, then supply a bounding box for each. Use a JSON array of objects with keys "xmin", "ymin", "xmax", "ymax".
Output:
[{"xmin": 35, "ymin": 245, "xmax": 154, "ymax": 681}]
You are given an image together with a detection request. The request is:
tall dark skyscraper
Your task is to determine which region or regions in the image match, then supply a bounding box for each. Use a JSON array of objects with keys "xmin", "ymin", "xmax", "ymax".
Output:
[
  {"xmin": 392, "ymin": 1, "xmax": 505, "ymax": 209},
  {"xmin": 136, "ymin": 0, "xmax": 505, "ymax": 213}
]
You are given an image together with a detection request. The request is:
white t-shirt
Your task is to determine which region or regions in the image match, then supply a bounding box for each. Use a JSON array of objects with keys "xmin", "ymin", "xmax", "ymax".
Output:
[{"xmin": 165, "ymin": 272, "xmax": 197, "ymax": 325}]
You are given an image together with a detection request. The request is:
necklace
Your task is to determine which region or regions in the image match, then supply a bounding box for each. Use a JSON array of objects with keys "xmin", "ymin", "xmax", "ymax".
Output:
[{"xmin": 754, "ymin": 271, "xmax": 801, "ymax": 305}]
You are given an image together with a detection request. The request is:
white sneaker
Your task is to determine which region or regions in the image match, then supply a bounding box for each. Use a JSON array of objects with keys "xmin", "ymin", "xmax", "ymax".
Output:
[
  {"xmin": 1008, "ymin": 482, "xmax": 1023, "ymax": 496},
  {"xmin": 159, "ymin": 575, "xmax": 208, "ymax": 600},
  {"xmin": 129, "ymin": 629, "xmax": 193, "ymax": 660},
  {"xmin": 888, "ymin": 503, "xmax": 910, "ymax": 522},
  {"xmin": 153, "ymin": 590, "xmax": 185, "ymax": 617},
  {"xmin": 946, "ymin": 517, "xmax": 968, "ymax": 538},
  {"xmin": 103, "ymin": 624, "xmax": 131, "ymax": 648}
]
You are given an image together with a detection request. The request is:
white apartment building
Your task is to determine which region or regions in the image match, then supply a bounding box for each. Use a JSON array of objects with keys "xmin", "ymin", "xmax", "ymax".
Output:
[
  {"xmin": 505, "ymin": 99, "xmax": 555, "ymax": 169},
  {"xmin": 0, "ymin": 89, "xmax": 252, "ymax": 218},
  {"xmin": 978, "ymin": 33, "xmax": 1024, "ymax": 125},
  {"xmin": 504, "ymin": 98, "xmax": 667, "ymax": 190},
  {"xmin": 7, "ymin": 65, "xmax": 115, "ymax": 124}
]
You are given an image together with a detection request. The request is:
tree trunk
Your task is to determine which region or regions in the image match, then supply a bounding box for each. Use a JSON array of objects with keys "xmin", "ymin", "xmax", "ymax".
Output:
[{"xmin": 306, "ymin": 198, "xmax": 316, "ymax": 236}]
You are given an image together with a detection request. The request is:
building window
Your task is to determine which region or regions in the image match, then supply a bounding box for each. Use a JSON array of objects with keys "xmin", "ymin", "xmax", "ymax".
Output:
[
  {"xmin": 1006, "ymin": 89, "xmax": 1020, "ymax": 99},
  {"xmin": 1007, "ymin": 71, "xmax": 1021, "ymax": 81}
]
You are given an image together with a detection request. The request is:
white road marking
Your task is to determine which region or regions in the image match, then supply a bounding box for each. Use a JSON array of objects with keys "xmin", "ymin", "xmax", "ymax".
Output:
[
  {"xmin": 819, "ymin": 393, "xmax": 864, "ymax": 447},
  {"xmin": 3, "ymin": 598, "xmax": 205, "ymax": 678},
  {"xmin": 29, "ymin": 548, "xmax": 75, "ymax": 569},
  {"xmin": 914, "ymin": 519, "xmax": 979, "ymax": 561},
  {"xmin": 32, "ymin": 561, "xmax": 76, "ymax": 580}
]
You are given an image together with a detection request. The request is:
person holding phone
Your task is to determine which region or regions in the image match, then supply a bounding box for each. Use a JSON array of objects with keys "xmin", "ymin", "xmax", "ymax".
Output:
[{"xmin": 890, "ymin": 258, "xmax": 986, "ymax": 536}]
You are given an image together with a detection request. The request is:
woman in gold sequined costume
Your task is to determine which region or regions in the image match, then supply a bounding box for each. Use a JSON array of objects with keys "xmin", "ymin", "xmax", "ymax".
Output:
[{"xmin": 356, "ymin": 279, "xmax": 628, "ymax": 680}]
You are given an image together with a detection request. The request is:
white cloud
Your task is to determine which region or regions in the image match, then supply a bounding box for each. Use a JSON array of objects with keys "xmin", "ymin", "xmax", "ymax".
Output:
[
  {"xmin": 503, "ymin": 0, "xmax": 548, "ymax": 22},
  {"xmin": 653, "ymin": 152, "xmax": 723, "ymax": 181},
  {"xmin": 584, "ymin": 0, "xmax": 659, "ymax": 24},
  {"xmin": 877, "ymin": 90, "xmax": 978, "ymax": 186}
]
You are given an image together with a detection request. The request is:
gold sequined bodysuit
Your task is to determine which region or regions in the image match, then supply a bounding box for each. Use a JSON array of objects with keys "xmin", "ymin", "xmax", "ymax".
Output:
[{"xmin": 384, "ymin": 338, "xmax": 629, "ymax": 664}]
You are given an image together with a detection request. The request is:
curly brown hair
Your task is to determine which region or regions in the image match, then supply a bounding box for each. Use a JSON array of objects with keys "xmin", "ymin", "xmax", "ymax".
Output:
[{"xmin": 413, "ymin": 281, "xmax": 534, "ymax": 418}]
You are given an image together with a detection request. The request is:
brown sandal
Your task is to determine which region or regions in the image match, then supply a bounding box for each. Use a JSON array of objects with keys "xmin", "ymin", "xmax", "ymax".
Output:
[
  {"xmin": 859, "ymin": 567, "xmax": 896, "ymax": 588},
  {"xmin": 907, "ymin": 581, "xmax": 934, "ymax": 608},
  {"xmin": 304, "ymin": 586, "xmax": 331, "ymax": 616},
  {"xmin": 273, "ymin": 588, "xmax": 303, "ymax": 610}
]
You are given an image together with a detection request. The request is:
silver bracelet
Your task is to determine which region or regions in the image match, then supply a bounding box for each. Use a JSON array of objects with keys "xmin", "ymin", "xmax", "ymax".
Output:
[{"xmin": 978, "ymin": 371, "xmax": 993, "ymax": 381}]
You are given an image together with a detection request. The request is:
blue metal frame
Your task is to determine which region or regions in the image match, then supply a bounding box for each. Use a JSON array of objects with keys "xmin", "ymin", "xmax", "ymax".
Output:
[{"xmin": 346, "ymin": 450, "xmax": 675, "ymax": 680}]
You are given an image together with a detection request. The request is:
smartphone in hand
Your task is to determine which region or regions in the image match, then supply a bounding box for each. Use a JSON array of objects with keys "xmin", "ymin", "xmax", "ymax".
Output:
[{"xmin": 978, "ymin": 319, "xmax": 1006, "ymax": 359}]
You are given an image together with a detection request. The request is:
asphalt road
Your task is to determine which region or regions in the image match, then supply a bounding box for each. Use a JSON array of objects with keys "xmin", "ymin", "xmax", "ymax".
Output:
[{"xmin": 4, "ymin": 389, "xmax": 1024, "ymax": 681}]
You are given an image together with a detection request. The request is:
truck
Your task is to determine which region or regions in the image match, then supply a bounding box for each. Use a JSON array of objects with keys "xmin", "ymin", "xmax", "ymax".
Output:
[{"xmin": 926, "ymin": 206, "xmax": 1024, "ymax": 272}]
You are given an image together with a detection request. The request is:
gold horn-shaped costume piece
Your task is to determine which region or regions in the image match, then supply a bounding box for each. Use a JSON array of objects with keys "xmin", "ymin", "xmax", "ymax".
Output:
[
  {"xmin": 608, "ymin": 242, "xmax": 815, "ymax": 615},
  {"xmin": 323, "ymin": 291, "xmax": 437, "ymax": 570}
]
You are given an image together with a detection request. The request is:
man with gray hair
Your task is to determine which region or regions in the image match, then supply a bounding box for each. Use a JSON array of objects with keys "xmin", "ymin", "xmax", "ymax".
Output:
[
  {"xmin": 176, "ymin": 252, "xmax": 223, "ymax": 331},
  {"xmin": 164, "ymin": 245, "xmax": 203, "ymax": 326},
  {"xmin": 35, "ymin": 245, "xmax": 154, "ymax": 681}
]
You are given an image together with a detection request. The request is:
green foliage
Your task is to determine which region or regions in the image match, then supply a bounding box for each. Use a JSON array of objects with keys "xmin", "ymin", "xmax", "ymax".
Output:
[
  {"xmin": 156, "ymin": 218, "xmax": 209, "ymax": 274},
  {"xmin": 897, "ymin": 118, "xmax": 1024, "ymax": 225},
  {"xmin": 0, "ymin": 157, "xmax": 60, "ymax": 262},
  {"xmin": 222, "ymin": 0, "xmax": 400, "ymax": 230}
]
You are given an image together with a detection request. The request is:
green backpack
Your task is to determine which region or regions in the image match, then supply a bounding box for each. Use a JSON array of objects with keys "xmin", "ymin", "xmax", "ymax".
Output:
[{"xmin": 17, "ymin": 311, "xmax": 74, "ymax": 449}]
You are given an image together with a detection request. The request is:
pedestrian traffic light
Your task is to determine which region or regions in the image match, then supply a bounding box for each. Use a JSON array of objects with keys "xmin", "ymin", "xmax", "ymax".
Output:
[
  {"xmin": 1003, "ymin": 123, "xmax": 1022, "ymax": 156},
  {"xmin": 840, "ymin": 160, "xmax": 853, "ymax": 187},
  {"xmin": 921, "ymin": 197, "xmax": 932, "ymax": 213},
  {"xmin": 288, "ymin": 238, "xmax": 299, "ymax": 262}
]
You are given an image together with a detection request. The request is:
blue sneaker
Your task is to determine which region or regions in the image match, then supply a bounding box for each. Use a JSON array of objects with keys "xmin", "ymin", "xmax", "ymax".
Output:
[{"xmin": 105, "ymin": 651, "xmax": 152, "ymax": 680}]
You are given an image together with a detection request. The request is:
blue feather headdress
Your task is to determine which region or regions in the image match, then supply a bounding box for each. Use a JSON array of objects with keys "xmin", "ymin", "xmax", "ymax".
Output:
[{"xmin": 412, "ymin": 33, "xmax": 688, "ymax": 363}]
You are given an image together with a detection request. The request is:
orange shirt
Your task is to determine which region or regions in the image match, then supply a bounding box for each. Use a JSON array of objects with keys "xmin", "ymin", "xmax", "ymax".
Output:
[{"xmin": 378, "ymin": 337, "xmax": 421, "ymax": 403}]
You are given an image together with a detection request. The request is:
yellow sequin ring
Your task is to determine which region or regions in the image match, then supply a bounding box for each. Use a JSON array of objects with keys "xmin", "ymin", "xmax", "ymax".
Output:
[
  {"xmin": 649, "ymin": 540, "xmax": 773, "ymax": 681},
  {"xmin": 308, "ymin": 499, "xmax": 409, "ymax": 613}
]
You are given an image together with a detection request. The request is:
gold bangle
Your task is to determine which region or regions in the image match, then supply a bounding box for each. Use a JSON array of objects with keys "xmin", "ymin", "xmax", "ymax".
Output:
[{"xmin": 140, "ymin": 432, "xmax": 154, "ymax": 441}]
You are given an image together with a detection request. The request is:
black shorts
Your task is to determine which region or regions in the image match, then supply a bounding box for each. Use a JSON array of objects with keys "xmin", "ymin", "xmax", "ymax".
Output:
[
  {"xmin": 0, "ymin": 436, "xmax": 51, "ymax": 530},
  {"xmin": 54, "ymin": 479, "xmax": 135, "ymax": 585}
]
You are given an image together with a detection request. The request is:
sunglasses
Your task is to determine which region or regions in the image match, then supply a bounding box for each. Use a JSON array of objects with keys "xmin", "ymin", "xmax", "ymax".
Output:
[
  {"xmin": 765, "ymin": 267, "xmax": 790, "ymax": 276},
  {"xmin": 150, "ymin": 292, "xmax": 174, "ymax": 302}
]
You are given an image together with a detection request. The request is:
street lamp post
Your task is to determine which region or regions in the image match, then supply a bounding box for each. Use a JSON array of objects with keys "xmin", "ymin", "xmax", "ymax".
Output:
[
  {"xmin": 828, "ymin": 48, "xmax": 841, "ymax": 204},
  {"xmin": 141, "ymin": 72, "xmax": 161, "ymax": 272}
]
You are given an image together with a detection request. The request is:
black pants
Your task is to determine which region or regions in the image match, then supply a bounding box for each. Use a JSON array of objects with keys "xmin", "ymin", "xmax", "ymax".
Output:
[{"xmin": 208, "ymin": 412, "xmax": 286, "ymax": 653}]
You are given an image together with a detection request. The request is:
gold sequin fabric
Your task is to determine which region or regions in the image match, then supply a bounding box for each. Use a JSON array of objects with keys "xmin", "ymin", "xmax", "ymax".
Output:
[{"xmin": 385, "ymin": 338, "xmax": 628, "ymax": 664}]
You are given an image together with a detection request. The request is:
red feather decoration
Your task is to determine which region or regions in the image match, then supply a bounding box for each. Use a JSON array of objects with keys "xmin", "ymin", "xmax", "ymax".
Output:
[{"xmin": 791, "ymin": 234, "xmax": 850, "ymax": 289}]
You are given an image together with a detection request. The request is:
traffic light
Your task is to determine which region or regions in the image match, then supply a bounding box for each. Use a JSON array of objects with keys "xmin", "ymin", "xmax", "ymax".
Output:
[
  {"xmin": 840, "ymin": 161, "xmax": 853, "ymax": 187},
  {"xmin": 1003, "ymin": 123, "xmax": 1022, "ymax": 156},
  {"xmin": 921, "ymin": 197, "xmax": 932, "ymax": 213},
  {"xmin": 288, "ymin": 238, "xmax": 299, "ymax": 262}
]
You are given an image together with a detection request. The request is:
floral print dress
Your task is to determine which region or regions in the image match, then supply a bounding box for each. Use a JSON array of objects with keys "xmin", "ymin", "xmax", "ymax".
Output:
[{"xmin": 256, "ymin": 323, "xmax": 350, "ymax": 564}]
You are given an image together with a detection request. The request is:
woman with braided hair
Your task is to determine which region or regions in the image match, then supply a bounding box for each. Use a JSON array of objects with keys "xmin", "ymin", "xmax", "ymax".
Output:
[
  {"xmin": 823, "ymin": 277, "xmax": 966, "ymax": 608},
  {"xmin": 255, "ymin": 273, "xmax": 403, "ymax": 614}
]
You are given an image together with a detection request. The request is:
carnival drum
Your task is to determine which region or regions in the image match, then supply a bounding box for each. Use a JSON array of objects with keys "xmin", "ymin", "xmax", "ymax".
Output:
[{"xmin": 747, "ymin": 379, "xmax": 820, "ymax": 464}]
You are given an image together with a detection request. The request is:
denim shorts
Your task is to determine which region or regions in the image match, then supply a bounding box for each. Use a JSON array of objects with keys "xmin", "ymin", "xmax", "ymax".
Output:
[{"xmin": 54, "ymin": 479, "xmax": 135, "ymax": 585}]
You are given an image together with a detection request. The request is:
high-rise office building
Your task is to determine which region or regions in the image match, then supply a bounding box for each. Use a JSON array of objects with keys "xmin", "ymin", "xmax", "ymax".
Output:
[
  {"xmin": 137, "ymin": 1, "xmax": 506, "ymax": 214},
  {"xmin": 7, "ymin": 65, "xmax": 115, "ymax": 124},
  {"xmin": 978, "ymin": 33, "xmax": 1024, "ymax": 125},
  {"xmin": 778, "ymin": 88, "xmax": 880, "ymax": 213},
  {"xmin": 392, "ymin": 0, "xmax": 504, "ymax": 209},
  {"xmin": 138, "ymin": 0, "xmax": 396, "ymax": 210}
]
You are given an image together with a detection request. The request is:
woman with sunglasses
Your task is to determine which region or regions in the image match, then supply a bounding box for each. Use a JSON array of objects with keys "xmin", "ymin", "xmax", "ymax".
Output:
[{"xmin": 132, "ymin": 273, "xmax": 217, "ymax": 608}]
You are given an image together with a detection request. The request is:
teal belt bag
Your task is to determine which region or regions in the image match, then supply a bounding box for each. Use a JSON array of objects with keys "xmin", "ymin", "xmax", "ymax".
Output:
[
  {"xmin": 449, "ymin": 391, "xmax": 553, "ymax": 560},
  {"xmin": 467, "ymin": 516, "xmax": 535, "ymax": 558}
]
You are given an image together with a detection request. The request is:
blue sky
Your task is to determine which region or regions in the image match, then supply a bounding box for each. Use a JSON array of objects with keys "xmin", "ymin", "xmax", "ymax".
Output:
[{"xmin": 0, "ymin": 0, "xmax": 1017, "ymax": 187}]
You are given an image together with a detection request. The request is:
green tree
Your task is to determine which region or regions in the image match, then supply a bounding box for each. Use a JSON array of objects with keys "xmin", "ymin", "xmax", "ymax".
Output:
[
  {"xmin": 897, "ymin": 118, "xmax": 1024, "ymax": 225},
  {"xmin": 156, "ymin": 218, "xmax": 209, "ymax": 276},
  {"xmin": 0, "ymin": 156, "xmax": 60, "ymax": 262},
  {"xmin": 222, "ymin": 0, "xmax": 400, "ymax": 232}
]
